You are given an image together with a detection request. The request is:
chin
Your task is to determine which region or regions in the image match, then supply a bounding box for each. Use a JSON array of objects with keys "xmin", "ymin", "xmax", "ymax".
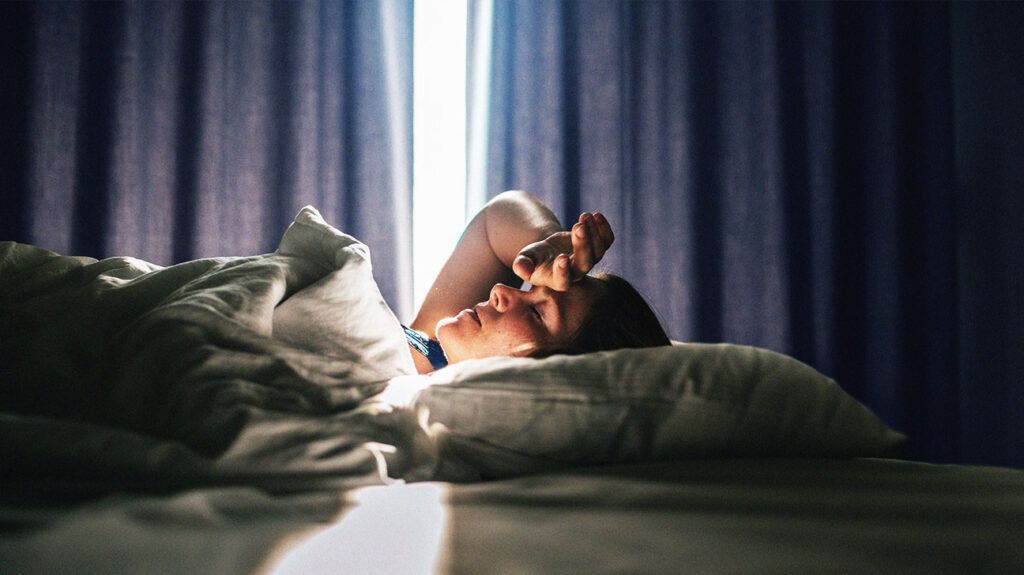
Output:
[
  {"xmin": 435, "ymin": 316, "xmax": 457, "ymax": 334},
  {"xmin": 434, "ymin": 316, "xmax": 457, "ymax": 343}
]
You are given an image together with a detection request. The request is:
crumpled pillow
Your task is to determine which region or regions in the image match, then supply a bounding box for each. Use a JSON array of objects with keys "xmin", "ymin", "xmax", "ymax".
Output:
[{"xmin": 272, "ymin": 206, "xmax": 415, "ymax": 382}]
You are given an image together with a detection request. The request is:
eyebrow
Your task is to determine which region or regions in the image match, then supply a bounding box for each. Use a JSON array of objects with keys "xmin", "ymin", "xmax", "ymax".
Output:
[{"xmin": 541, "ymin": 293, "xmax": 566, "ymax": 335}]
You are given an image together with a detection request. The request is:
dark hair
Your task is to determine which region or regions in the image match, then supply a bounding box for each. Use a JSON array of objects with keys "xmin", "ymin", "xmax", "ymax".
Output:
[{"xmin": 531, "ymin": 272, "xmax": 671, "ymax": 358}]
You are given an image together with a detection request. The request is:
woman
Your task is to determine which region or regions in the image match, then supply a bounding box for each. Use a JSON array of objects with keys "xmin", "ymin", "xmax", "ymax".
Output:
[{"xmin": 404, "ymin": 190, "xmax": 670, "ymax": 373}]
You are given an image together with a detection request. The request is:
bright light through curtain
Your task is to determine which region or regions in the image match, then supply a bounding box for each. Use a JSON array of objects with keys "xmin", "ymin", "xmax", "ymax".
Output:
[
  {"xmin": 0, "ymin": 0, "xmax": 414, "ymax": 318},
  {"xmin": 412, "ymin": 0, "xmax": 468, "ymax": 313},
  {"xmin": 470, "ymin": 1, "xmax": 972, "ymax": 464}
]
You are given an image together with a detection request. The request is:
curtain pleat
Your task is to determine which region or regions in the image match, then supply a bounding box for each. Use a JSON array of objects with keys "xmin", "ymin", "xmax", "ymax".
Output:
[
  {"xmin": 3, "ymin": 0, "xmax": 413, "ymax": 317},
  {"xmin": 473, "ymin": 0, "xmax": 960, "ymax": 462}
]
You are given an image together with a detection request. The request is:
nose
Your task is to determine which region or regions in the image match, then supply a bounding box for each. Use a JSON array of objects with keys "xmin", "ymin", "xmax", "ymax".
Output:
[{"xmin": 489, "ymin": 283, "xmax": 520, "ymax": 312}]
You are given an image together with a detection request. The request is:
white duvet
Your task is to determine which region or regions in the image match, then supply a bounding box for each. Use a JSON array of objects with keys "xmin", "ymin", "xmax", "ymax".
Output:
[{"xmin": 0, "ymin": 207, "xmax": 437, "ymax": 492}]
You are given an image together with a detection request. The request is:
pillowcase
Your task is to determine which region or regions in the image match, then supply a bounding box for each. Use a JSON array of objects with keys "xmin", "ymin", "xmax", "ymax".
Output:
[{"xmin": 398, "ymin": 343, "xmax": 906, "ymax": 478}]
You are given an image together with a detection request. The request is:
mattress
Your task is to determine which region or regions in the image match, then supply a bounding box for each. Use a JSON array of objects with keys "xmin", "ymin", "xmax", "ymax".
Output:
[{"xmin": 3, "ymin": 457, "xmax": 1021, "ymax": 574}]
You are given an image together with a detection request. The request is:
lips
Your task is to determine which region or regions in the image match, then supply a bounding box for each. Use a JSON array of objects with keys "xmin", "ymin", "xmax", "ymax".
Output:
[{"xmin": 466, "ymin": 308, "xmax": 481, "ymax": 325}]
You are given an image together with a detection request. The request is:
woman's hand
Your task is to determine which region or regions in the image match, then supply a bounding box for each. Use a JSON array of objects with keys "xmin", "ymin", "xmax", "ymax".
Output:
[{"xmin": 512, "ymin": 212, "xmax": 615, "ymax": 291}]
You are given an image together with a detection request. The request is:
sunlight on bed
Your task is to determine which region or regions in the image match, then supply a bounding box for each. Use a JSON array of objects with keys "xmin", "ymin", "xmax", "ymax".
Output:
[
  {"xmin": 267, "ymin": 483, "xmax": 450, "ymax": 575},
  {"xmin": 375, "ymin": 374, "xmax": 437, "ymax": 409}
]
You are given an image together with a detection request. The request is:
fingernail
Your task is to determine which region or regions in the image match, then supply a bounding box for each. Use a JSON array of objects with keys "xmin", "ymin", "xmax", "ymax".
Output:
[{"xmin": 515, "ymin": 255, "xmax": 535, "ymax": 274}]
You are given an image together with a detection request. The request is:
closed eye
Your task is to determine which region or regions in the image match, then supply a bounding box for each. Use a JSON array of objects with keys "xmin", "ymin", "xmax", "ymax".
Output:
[{"xmin": 530, "ymin": 303, "xmax": 554, "ymax": 334}]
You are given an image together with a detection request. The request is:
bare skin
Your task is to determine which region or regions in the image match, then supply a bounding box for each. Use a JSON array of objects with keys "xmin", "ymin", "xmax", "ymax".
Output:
[{"xmin": 408, "ymin": 190, "xmax": 615, "ymax": 373}]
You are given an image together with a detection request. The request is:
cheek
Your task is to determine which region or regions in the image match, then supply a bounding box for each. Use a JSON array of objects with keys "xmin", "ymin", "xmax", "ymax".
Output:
[
  {"xmin": 436, "ymin": 316, "xmax": 481, "ymax": 362},
  {"xmin": 441, "ymin": 315, "xmax": 550, "ymax": 361},
  {"xmin": 487, "ymin": 319, "xmax": 548, "ymax": 355}
]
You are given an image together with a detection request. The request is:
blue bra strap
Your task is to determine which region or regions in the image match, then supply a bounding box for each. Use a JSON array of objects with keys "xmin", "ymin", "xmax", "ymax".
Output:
[{"xmin": 402, "ymin": 325, "xmax": 449, "ymax": 370}]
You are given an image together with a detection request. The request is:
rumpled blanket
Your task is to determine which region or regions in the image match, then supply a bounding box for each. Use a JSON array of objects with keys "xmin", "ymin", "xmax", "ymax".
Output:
[{"xmin": 0, "ymin": 207, "xmax": 437, "ymax": 495}]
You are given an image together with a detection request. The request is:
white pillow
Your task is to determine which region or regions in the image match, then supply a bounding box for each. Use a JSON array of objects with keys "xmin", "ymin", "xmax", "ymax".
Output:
[
  {"xmin": 272, "ymin": 206, "xmax": 415, "ymax": 381},
  {"xmin": 404, "ymin": 343, "xmax": 906, "ymax": 478}
]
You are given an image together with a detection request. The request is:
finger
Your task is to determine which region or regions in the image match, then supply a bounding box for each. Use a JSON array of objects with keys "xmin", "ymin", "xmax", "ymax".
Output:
[
  {"xmin": 571, "ymin": 219, "xmax": 596, "ymax": 273},
  {"xmin": 585, "ymin": 215, "xmax": 605, "ymax": 261},
  {"xmin": 592, "ymin": 212, "xmax": 615, "ymax": 249},
  {"xmin": 512, "ymin": 254, "xmax": 536, "ymax": 282},
  {"xmin": 553, "ymin": 254, "xmax": 572, "ymax": 291},
  {"xmin": 520, "ymin": 247, "xmax": 558, "ymax": 289},
  {"xmin": 516, "ymin": 240, "xmax": 559, "ymax": 276}
]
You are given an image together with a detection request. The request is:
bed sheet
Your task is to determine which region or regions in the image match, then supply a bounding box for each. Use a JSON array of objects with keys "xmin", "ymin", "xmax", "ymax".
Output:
[
  {"xmin": 433, "ymin": 458, "xmax": 1024, "ymax": 574},
  {"xmin": 3, "ymin": 458, "xmax": 1021, "ymax": 574}
]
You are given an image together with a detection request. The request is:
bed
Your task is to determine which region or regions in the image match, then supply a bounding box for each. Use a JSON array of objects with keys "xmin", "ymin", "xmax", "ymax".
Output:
[{"xmin": 2, "ymin": 207, "xmax": 1022, "ymax": 574}]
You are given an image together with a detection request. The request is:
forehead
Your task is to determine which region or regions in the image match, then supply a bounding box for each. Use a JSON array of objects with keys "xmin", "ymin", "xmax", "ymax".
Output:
[{"xmin": 532, "ymin": 277, "xmax": 605, "ymax": 336}]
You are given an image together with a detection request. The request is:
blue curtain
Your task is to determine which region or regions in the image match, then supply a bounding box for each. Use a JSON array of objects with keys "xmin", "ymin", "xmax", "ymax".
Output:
[
  {"xmin": 0, "ymin": 0, "xmax": 414, "ymax": 318},
  {"xmin": 473, "ymin": 1, "xmax": 977, "ymax": 463}
]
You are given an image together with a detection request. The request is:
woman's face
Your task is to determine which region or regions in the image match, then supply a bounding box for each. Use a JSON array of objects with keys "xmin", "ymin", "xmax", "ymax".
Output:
[{"xmin": 436, "ymin": 278, "xmax": 604, "ymax": 363}]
